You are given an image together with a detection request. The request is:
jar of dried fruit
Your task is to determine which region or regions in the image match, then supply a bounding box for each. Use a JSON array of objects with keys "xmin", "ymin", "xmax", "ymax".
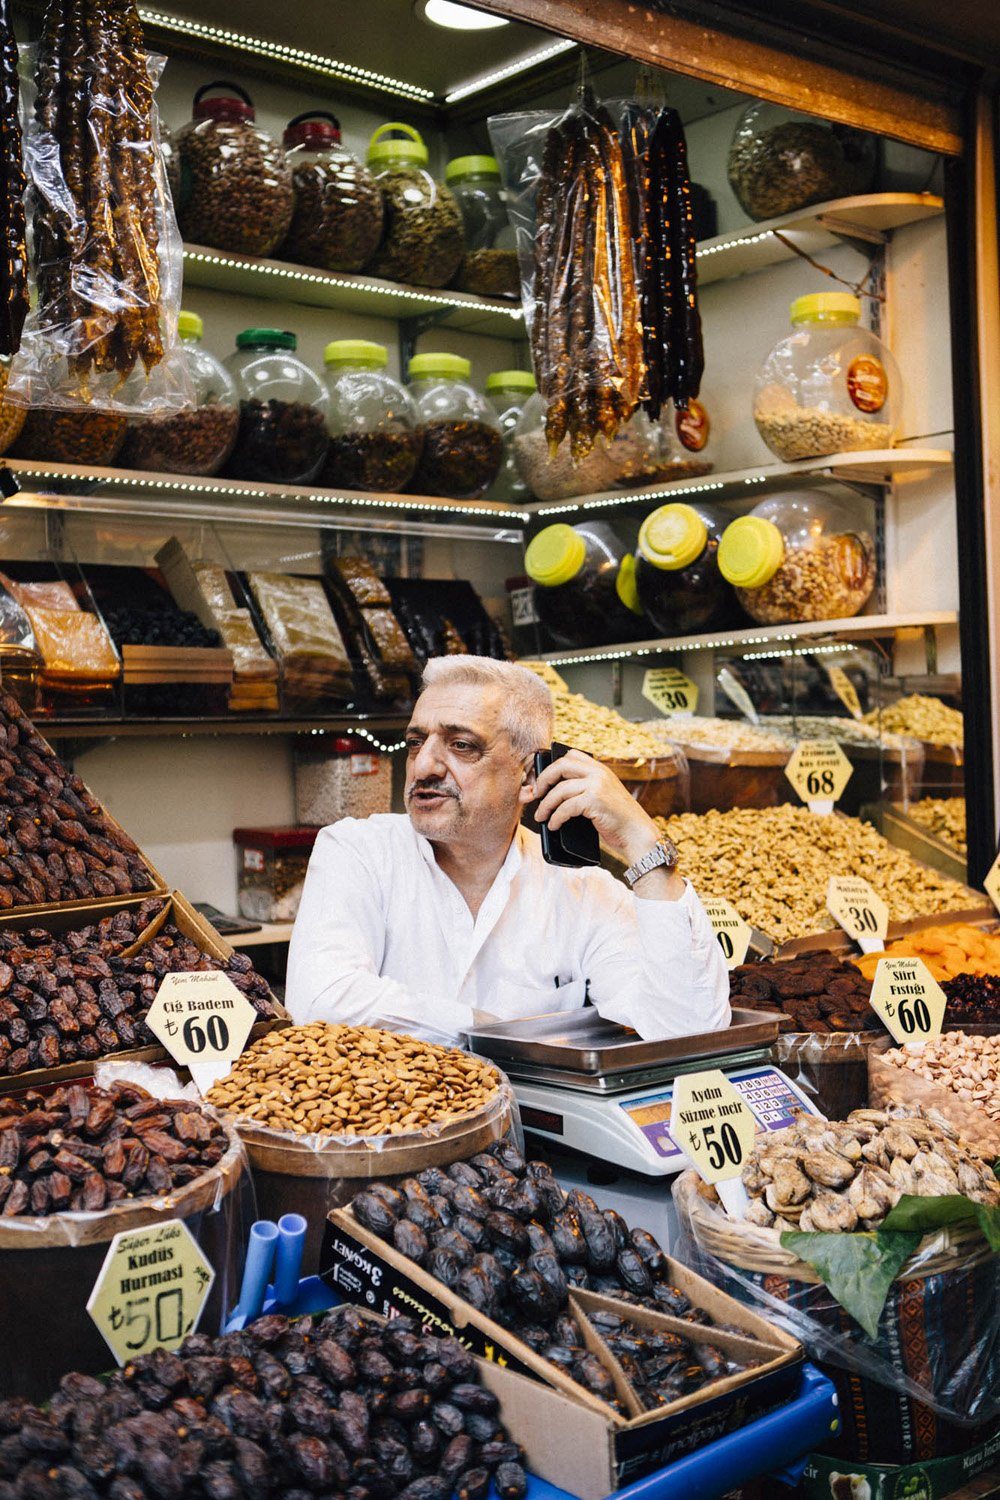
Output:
[
  {"xmin": 445, "ymin": 155, "xmax": 519, "ymax": 298},
  {"xmin": 175, "ymin": 81, "xmax": 294, "ymax": 256},
  {"xmin": 754, "ymin": 293, "xmax": 902, "ymax": 461},
  {"xmin": 484, "ymin": 369, "xmax": 535, "ymax": 504},
  {"xmin": 224, "ymin": 329, "xmax": 330, "ymax": 486},
  {"xmin": 728, "ymin": 102, "xmax": 875, "ymax": 221},
  {"xmin": 280, "ymin": 112, "xmax": 384, "ymax": 272},
  {"xmin": 320, "ymin": 340, "xmax": 422, "ymax": 493},
  {"xmin": 121, "ymin": 311, "xmax": 238, "ymax": 475},
  {"xmin": 366, "ymin": 124, "xmax": 464, "ymax": 288},
  {"xmin": 718, "ymin": 485, "xmax": 876, "ymax": 624},
  {"xmin": 406, "ymin": 353, "xmax": 502, "ymax": 499}
]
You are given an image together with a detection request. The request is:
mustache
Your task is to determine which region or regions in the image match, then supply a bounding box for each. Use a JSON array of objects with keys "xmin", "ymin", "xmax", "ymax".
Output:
[{"xmin": 407, "ymin": 779, "xmax": 460, "ymax": 801}]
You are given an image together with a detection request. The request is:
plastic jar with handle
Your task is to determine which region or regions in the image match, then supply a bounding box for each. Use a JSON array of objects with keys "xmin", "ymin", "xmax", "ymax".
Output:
[
  {"xmin": 121, "ymin": 311, "xmax": 238, "ymax": 476},
  {"xmin": 525, "ymin": 521, "xmax": 646, "ymax": 648},
  {"xmin": 407, "ymin": 353, "xmax": 502, "ymax": 499},
  {"xmin": 754, "ymin": 293, "xmax": 902, "ymax": 461},
  {"xmin": 366, "ymin": 124, "xmax": 464, "ymax": 288},
  {"xmin": 635, "ymin": 502, "xmax": 734, "ymax": 635},
  {"xmin": 175, "ymin": 82, "xmax": 294, "ymax": 255},
  {"xmin": 445, "ymin": 155, "xmax": 519, "ymax": 298},
  {"xmin": 717, "ymin": 486, "xmax": 876, "ymax": 624},
  {"xmin": 320, "ymin": 340, "xmax": 423, "ymax": 493},
  {"xmin": 224, "ymin": 329, "xmax": 329, "ymax": 485},
  {"xmin": 280, "ymin": 112, "xmax": 384, "ymax": 272},
  {"xmin": 485, "ymin": 370, "xmax": 535, "ymax": 504}
]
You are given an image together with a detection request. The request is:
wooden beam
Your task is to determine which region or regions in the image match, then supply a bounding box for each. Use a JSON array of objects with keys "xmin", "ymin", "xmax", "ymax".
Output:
[{"xmin": 474, "ymin": 0, "xmax": 963, "ymax": 155}]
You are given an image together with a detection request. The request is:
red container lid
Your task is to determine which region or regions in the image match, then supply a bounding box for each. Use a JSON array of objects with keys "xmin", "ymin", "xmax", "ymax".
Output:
[
  {"xmin": 233, "ymin": 826, "xmax": 319, "ymax": 851},
  {"xmin": 284, "ymin": 111, "xmax": 341, "ymax": 149},
  {"xmin": 193, "ymin": 81, "xmax": 255, "ymax": 124}
]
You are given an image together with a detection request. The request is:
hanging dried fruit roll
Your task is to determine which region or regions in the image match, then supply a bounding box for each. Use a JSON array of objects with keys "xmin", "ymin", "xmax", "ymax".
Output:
[
  {"xmin": 620, "ymin": 101, "xmax": 659, "ymax": 417},
  {"xmin": 656, "ymin": 106, "xmax": 704, "ymax": 409},
  {"xmin": 593, "ymin": 97, "xmax": 641, "ymax": 437},
  {"xmin": 0, "ymin": 0, "xmax": 27, "ymax": 365}
]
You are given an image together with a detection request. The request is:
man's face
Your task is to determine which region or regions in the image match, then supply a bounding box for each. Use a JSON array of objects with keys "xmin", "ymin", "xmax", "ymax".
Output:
[{"xmin": 404, "ymin": 681, "xmax": 529, "ymax": 846}]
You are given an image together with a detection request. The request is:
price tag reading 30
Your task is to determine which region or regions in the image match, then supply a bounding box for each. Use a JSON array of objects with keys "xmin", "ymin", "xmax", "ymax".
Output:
[
  {"xmin": 145, "ymin": 970, "xmax": 258, "ymax": 1092},
  {"xmin": 826, "ymin": 876, "xmax": 888, "ymax": 953},
  {"xmin": 869, "ymin": 956, "xmax": 946, "ymax": 1044},
  {"xmin": 670, "ymin": 1069, "xmax": 757, "ymax": 1218},
  {"xmin": 87, "ymin": 1219, "xmax": 215, "ymax": 1366},
  {"xmin": 702, "ymin": 898, "xmax": 752, "ymax": 969},
  {"xmin": 642, "ymin": 667, "xmax": 698, "ymax": 717},
  {"xmin": 785, "ymin": 739, "xmax": 853, "ymax": 814}
]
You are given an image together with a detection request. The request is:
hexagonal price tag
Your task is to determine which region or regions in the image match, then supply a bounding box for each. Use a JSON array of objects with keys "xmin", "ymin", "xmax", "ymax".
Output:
[
  {"xmin": 869, "ymin": 956, "xmax": 945, "ymax": 1044},
  {"xmin": 145, "ymin": 971, "xmax": 257, "ymax": 1093},
  {"xmin": 827, "ymin": 875, "xmax": 889, "ymax": 953},
  {"xmin": 670, "ymin": 1069, "xmax": 757, "ymax": 1217},
  {"xmin": 785, "ymin": 738, "xmax": 853, "ymax": 814},
  {"xmin": 642, "ymin": 667, "xmax": 698, "ymax": 717},
  {"xmin": 87, "ymin": 1218, "xmax": 215, "ymax": 1366},
  {"xmin": 825, "ymin": 664, "xmax": 863, "ymax": 720},
  {"xmin": 702, "ymin": 898, "xmax": 752, "ymax": 969}
]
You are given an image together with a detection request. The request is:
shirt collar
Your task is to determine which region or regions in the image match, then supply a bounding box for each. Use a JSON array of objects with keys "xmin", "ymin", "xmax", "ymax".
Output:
[{"xmin": 413, "ymin": 819, "xmax": 525, "ymax": 884}]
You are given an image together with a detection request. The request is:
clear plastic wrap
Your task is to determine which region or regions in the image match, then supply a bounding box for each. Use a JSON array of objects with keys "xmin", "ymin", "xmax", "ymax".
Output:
[
  {"xmin": 673, "ymin": 1170, "xmax": 1000, "ymax": 1444},
  {"xmin": 867, "ymin": 1035, "xmax": 1000, "ymax": 1160},
  {"xmin": 772, "ymin": 1030, "xmax": 880, "ymax": 1119},
  {"xmin": 15, "ymin": 17, "xmax": 190, "ymax": 413},
  {"xmin": 246, "ymin": 570, "xmax": 352, "ymax": 708}
]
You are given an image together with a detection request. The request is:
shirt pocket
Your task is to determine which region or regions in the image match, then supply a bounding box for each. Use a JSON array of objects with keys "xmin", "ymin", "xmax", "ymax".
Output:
[{"xmin": 488, "ymin": 978, "xmax": 588, "ymax": 1021}]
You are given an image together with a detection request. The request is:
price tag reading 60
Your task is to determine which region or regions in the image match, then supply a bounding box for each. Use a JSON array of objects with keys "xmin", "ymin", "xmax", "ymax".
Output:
[
  {"xmin": 144, "ymin": 970, "xmax": 258, "ymax": 1078},
  {"xmin": 869, "ymin": 956, "xmax": 946, "ymax": 1044}
]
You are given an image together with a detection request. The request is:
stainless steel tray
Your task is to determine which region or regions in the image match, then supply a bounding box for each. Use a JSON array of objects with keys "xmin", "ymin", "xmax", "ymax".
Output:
[{"xmin": 466, "ymin": 1007, "xmax": 782, "ymax": 1076}]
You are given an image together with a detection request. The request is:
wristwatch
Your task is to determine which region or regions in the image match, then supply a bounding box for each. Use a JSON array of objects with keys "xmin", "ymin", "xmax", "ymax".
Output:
[{"xmin": 623, "ymin": 837, "xmax": 680, "ymax": 888}]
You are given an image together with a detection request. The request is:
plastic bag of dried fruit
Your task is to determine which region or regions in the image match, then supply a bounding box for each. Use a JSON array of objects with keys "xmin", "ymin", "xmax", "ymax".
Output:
[{"xmin": 12, "ymin": 6, "xmax": 191, "ymax": 414}]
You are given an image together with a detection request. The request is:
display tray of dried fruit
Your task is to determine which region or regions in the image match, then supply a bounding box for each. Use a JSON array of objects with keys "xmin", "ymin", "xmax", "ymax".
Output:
[{"xmin": 0, "ymin": 889, "xmax": 287, "ymax": 1095}]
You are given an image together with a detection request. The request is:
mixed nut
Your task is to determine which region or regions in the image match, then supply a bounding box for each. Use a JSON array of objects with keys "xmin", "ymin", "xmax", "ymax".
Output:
[
  {"xmin": 207, "ymin": 1023, "xmax": 501, "ymax": 1137},
  {"xmin": 522, "ymin": 663, "xmax": 678, "ymax": 765},
  {"xmin": 120, "ymin": 405, "xmax": 239, "ymax": 478},
  {"xmin": 731, "ymin": 530, "xmax": 875, "ymax": 625},
  {"xmin": 0, "ymin": 1078, "xmax": 229, "ymax": 1216},
  {"xmin": 863, "ymin": 694, "xmax": 963, "ymax": 748},
  {"xmin": 904, "ymin": 796, "xmax": 967, "ymax": 857},
  {"xmin": 0, "ymin": 900, "xmax": 276, "ymax": 1076},
  {"xmin": 0, "ymin": 1304, "xmax": 529, "ymax": 1498},
  {"xmin": 739, "ymin": 1104, "xmax": 1000, "ymax": 1234},
  {"xmin": 881, "ymin": 1032, "xmax": 1000, "ymax": 1122}
]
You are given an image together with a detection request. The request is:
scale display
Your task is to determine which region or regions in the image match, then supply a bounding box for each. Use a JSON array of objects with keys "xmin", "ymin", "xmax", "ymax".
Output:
[{"xmin": 620, "ymin": 1066, "xmax": 809, "ymax": 1161}]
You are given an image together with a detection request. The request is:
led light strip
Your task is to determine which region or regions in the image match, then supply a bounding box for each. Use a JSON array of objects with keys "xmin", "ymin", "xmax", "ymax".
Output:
[
  {"xmin": 138, "ymin": 8, "xmax": 434, "ymax": 101},
  {"xmin": 697, "ymin": 229, "xmax": 777, "ymax": 259},
  {"xmin": 445, "ymin": 38, "xmax": 577, "ymax": 104},
  {"xmin": 301, "ymin": 724, "xmax": 407, "ymax": 753},
  {"xmin": 183, "ymin": 249, "xmax": 525, "ymax": 321},
  {"xmin": 544, "ymin": 631, "xmax": 805, "ymax": 666},
  {"xmin": 738, "ymin": 642, "xmax": 850, "ymax": 662},
  {"xmin": 535, "ymin": 473, "xmax": 768, "ymax": 519}
]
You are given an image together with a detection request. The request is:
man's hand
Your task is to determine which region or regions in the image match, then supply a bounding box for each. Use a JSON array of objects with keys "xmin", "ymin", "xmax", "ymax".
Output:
[{"xmin": 533, "ymin": 748, "xmax": 678, "ymax": 882}]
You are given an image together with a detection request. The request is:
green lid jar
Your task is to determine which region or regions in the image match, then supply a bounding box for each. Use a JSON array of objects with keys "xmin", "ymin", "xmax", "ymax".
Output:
[
  {"xmin": 407, "ymin": 353, "xmax": 502, "ymax": 499},
  {"xmin": 320, "ymin": 340, "xmax": 422, "ymax": 494},
  {"xmin": 485, "ymin": 371, "xmax": 536, "ymax": 505},
  {"xmin": 224, "ymin": 329, "xmax": 330, "ymax": 485},
  {"xmin": 366, "ymin": 124, "xmax": 463, "ymax": 288},
  {"xmin": 121, "ymin": 310, "xmax": 239, "ymax": 477}
]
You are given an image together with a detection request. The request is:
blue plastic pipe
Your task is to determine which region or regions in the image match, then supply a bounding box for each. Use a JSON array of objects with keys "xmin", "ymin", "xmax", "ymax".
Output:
[
  {"xmin": 274, "ymin": 1214, "xmax": 308, "ymax": 1307},
  {"xmin": 231, "ymin": 1220, "xmax": 279, "ymax": 1327}
]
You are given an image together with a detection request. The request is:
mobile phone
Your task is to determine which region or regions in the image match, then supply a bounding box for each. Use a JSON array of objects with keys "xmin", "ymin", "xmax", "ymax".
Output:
[{"xmin": 532, "ymin": 741, "xmax": 601, "ymax": 868}]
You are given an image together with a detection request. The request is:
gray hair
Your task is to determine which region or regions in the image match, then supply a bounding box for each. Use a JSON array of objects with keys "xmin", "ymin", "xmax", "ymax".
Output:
[{"xmin": 421, "ymin": 656, "xmax": 554, "ymax": 757}]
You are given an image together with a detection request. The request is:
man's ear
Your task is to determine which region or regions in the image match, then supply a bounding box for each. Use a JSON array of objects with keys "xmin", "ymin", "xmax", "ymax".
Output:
[{"xmin": 517, "ymin": 757, "xmax": 536, "ymax": 806}]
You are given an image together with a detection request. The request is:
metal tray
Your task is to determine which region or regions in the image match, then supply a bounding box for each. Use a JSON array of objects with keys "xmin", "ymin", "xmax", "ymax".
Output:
[{"xmin": 466, "ymin": 1007, "xmax": 783, "ymax": 1076}]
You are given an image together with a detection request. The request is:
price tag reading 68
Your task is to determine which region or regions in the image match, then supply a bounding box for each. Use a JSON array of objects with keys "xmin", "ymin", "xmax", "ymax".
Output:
[
  {"xmin": 869, "ymin": 956, "xmax": 946, "ymax": 1044},
  {"xmin": 144, "ymin": 971, "xmax": 258, "ymax": 1087},
  {"xmin": 785, "ymin": 739, "xmax": 853, "ymax": 814}
]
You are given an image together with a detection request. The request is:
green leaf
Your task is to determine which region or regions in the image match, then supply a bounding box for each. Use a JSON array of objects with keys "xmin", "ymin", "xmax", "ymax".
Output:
[
  {"xmin": 883, "ymin": 1192, "xmax": 1000, "ymax": 1251},
  {"xmin": 780, "ymin": 1228, "xmax": 920, "ymax": 1339}
]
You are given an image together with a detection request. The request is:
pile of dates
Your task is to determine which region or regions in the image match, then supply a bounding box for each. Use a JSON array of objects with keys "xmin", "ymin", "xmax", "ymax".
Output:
[
  {"xmin": 0, "ymin": 1079, "xmax": 229, "ymax": 1216},
  {"xmin": 0, "ymin": 692, "xmax": 156, "ymax": 906},
  {"xmin": 586, "ymin": 1307, "xmax": 746, "ymax": 1413},
  {"xmin": 352, "ymin": 1139, "xmax": 712, "ymax": 1404},
  {"xmin": 0, "ymin": 900, "xmax": 276, "ymax": 1076},
  {"xmin": 0, "ymin": 1305, "xmax": 529, "ymax": 1500}
]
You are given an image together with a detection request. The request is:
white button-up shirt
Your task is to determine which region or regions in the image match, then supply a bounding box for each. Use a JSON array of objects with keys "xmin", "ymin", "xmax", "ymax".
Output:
[{"xmin": 286, "ymin": 814, "xmax": 730, "ymax": 1043}]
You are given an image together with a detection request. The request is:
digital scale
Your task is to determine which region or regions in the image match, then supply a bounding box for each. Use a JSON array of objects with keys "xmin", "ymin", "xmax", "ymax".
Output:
[{"xmin": 467, "ymin": 1009, "xmax": 819, "ymax": 1248}]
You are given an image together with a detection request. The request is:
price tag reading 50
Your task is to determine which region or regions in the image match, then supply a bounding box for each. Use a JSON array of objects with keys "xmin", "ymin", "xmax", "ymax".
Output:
[
  {"xmin": 87, "ymin": 1219, "xmax": 215, "ymax": 1366},
  {"xmin": 869, "ymin": 956, "xmax": 946, "ymax": 1044},
  {"xmin": 670, "ymin": 1068, "xmax": 758, "ymax": 1217}
]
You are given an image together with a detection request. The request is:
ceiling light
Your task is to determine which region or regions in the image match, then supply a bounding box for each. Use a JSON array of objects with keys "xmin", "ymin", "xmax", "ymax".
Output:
[{"xmin": 418, "ymin": 0, "xmax": 509, "ymax": 30}]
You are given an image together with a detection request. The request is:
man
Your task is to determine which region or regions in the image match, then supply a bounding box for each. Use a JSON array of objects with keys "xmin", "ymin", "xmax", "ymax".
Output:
[{"xmin": 287, "ymin": 656, "xmax": 729, "ymax": 1041}]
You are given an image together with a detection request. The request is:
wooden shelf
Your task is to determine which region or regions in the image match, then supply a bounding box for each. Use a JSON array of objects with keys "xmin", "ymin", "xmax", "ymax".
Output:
[
  {"xmin": 182, "ymin": 244, "xmax": 525, "ymax": 339},
  {"xmin": 40, "ymin": 714, "xmax": 409, "ymax": 740},
  {"xmin": 695, "ymin": 192, "xmax": 944, "ymax": 286},
  {"xmin": 523, "ymin": 448, "xmax": 953, "ymax": 519},
  {"xmin": 229, "ymin": 922, "xmax": 294, "ymax": 948},
  {"xmin": 540, "ymin": 611, "xmax": 959, "ymax": 666}
]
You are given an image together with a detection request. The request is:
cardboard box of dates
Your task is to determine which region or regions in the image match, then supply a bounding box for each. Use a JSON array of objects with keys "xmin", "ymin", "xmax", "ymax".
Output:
[{"xmin": 321, "ymin": 1206, "xmax": 802, "ymax": 1497}]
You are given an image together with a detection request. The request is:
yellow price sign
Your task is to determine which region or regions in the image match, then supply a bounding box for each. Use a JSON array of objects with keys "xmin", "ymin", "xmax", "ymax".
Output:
[
  {"xmin": 145, "ymin": 971, "xmax": 258, "ymax": 1070},
  {"xmin": 984, "ymin": 851, "xmax": 1000, "ymax": 914},
  {"xmin": 825, "ymin": 665, "xmax": 863, "ymax": 720},
  {"xmin": 670, "ymin": 1069, "xmax": 758, "ymax": 1186},
  {"xmin": 869, "ymin": 956, "xmax": 946, "ymax": 1044},
  {"xmin": 702, "ymin": 898, "xmax": 752, "ymax": 969},
  {"xmin": 642, "ymin": 667, "xmax": 698, "ymax": 717},
  {"xmin": 785, "ymin": 739, "xmax": 853, "ymax": 813},
  {"xmin": 87, "ymin": 1219, "xmax": 215, "ymax": 1366},
  {"xmin": 826, "ymin": 876, "xmax": 888, "ymax": 953}
]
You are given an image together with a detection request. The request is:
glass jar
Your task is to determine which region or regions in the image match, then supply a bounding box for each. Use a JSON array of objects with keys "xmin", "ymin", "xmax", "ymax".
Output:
[
  {"xmin": 175, "ymin": 81, "xmax": 294, "ymax": 256},
  {"xmin": 525, "ymin": 521, "xmax": 645, "ymax": 649},
  {"xmin": 280, "ymin": 112, "xmax": 384, "ymax": 273},
  {"xmin": 161, "ymin": 125, "xmax": 181, "ymax": 204},
  {"xmin": 121, "ymin": 311, "xmax": 238, "ymax": 475},
  {"xmin": 224, "ymin": 329, "xmax": 330, "ymax": 485},
  {"xmin": 320, "ymin": 340, "xmax": 423, "ymax": 493},
  {"xmin": 635, "ymin": 502, "xmax": 733, "ymax": 635},
  {"xmin": 727, "ymin": 103, "xmax": 876, "ymax": 221},
  {"xmin": 754, "ymin": 293, "xmax": 901, "ymax": 461},
  {"xmin": 407, "ymin": 353, "xmax": 502, "ymax": 498},
  {"xmin": 512, "ymin": 393, "xmax": 676, "ymax": 502},
  {"xmin": 485, "ymin": 370, "xmax": 535, "ymax": 504},
  {"xmin": 233, "ymin": 826, "xmax": 319, "ymax": 922},
  {"xmin": 718, "ymin": 486, "xmax": 876, "ymax": 624},
  {"xmin": 445, "ymin": 155, "xmax": 519, "ymax": 299},
  {"xmin": 366, "ymin": 124, "xmax": 464, "ymax": 288},
  {"xmin": 11, "ymin": 405, "xmax": 127, "ymax": 465},
  {"xmin": 294, "ymin": 735, "xmax": 394, "ymax": 825}
]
